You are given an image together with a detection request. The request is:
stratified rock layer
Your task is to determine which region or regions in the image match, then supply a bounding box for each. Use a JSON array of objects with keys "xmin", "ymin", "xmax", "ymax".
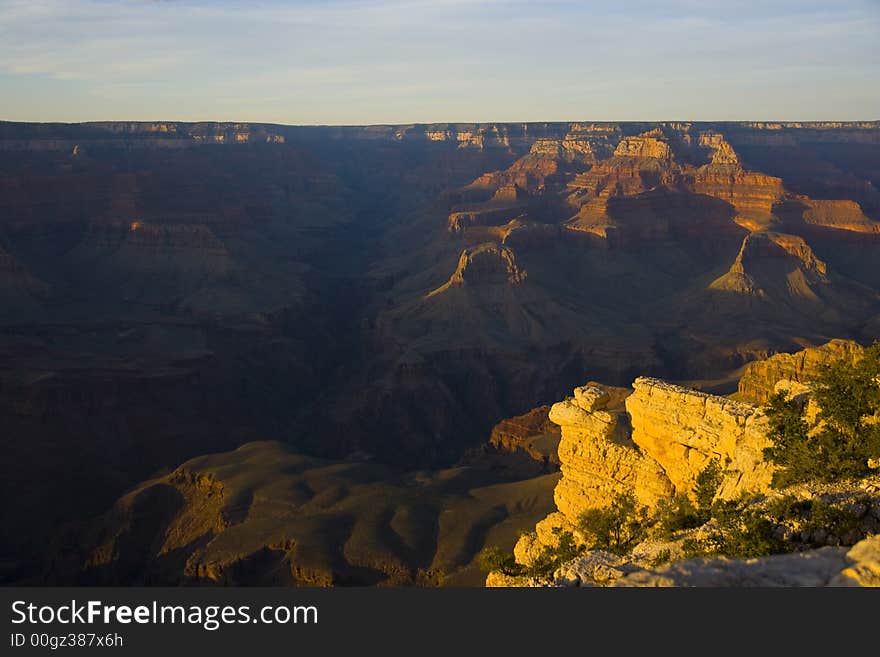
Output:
[
  {"xmin": 548, "ymin": 388, "xmax": 673, "ymax": 523},
  {"xmin": 626, "ymin": 377, "xmax": 773, "ymax": 499},
  {"xmin": 736, "ymin": 339, "xmax": 866, "ymax": 403},
  {"xmin": 489, "ymin": 405, "xmax": 561, "ymax": 466}
]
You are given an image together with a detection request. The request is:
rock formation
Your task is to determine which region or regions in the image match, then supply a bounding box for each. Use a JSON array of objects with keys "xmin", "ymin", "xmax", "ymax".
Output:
[
  {"xmin": 548, "ymin": 385, "xmax": 673, "ymax": 520},
  {"xmin": 709, "ymin": 231, "xmax": 828, "ymax": 296},
  {"xmin": 512, "ymin": 377, "xmax": 776, "ymax": 566},
  {"xmin": 613, "ymin": 535, "xmax": 880, "ymax": 587},
  {"xmin": 698, "ymin": 131, "xmax": 740, "ymax": 165},
  {"xmin": 489, "ymin": 533, "xmax": 880, "ymax": 587},
  {"xmin": 3, "ymin": 120, "xmax": 880, "ymax": 585},
  {"xmin": 528, "ymin": 137, "xmax": 596, "ymax": 163},
  {"xmin": 427, "ymin": 243, "xmax": 526, "ymax": 297},
  {"xmin": 692, "ymin": 166, "xmax": 784, "ymax": 226},
  {"xmin": 797, "ymin": 199, "xmax": 880, "ymax": 233},
  {"xmin": 613, "ymin": 130, "xmax": 673, "ymax": 159},
  {"xmin": 489, "ymin": 405, "xmax": 561, "ymax": 467},
  {"xmin": 625, "ymin": 378, "xmax": 773, "ymax": 499},
  {"xmin": 736, "ymin": 339, "xmax": 866, "ymax": 403},
  {"xmin": 447, "ymin": 206, "xmax": 524, "ymax": 233},
  {"xmin": 79, "ymin": 441, "xmax": 560, "ymax": 586}
]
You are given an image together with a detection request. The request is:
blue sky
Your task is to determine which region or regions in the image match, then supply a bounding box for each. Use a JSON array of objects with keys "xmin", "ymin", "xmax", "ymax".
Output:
[{"xmin": 0, "ymin": 0, "xmax": 877, "ymax": 124}]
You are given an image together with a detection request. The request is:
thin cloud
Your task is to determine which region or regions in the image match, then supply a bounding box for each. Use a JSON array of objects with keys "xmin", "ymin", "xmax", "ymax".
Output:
[{"xmin": 0, "ymin": 0, "xmax": 877, "ymax": 122}]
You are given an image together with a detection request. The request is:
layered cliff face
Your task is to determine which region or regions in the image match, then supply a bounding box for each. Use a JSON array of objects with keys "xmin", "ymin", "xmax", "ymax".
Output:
[
  {"xmin": 698, "ymin": 131, "xmax": 740, "ymax": 165},
  {"xmin": 612, "ymin": 132, "xmax": 673, "ymax": 160},
  {"xmin": 625, "ymin": 378, "xmax": 773, "ymax": 498},
  {"xmin": 489, "ymin": 405, "xmax": 561, "ymax": 467},
  {"xmin": 561, "ymin": 130, "xmax": 679, "ymax": 238},
  {"xmin": 692, "ymin": 166, "xmax": 784, "ymax": 226},
  {"xmin": 528, "ymin": 137, "xmax": 596, "ymax": 163},
  {"xmin": 3, "ymin": 120, "xmax": 880, "ymax": 584},
  {"xmin": 799, "ymin": 200, "xmax": 880, "ymax": 233},
  {"xmin": 736, "ymin": 339, "xmax": 866, "ymax": 403}
]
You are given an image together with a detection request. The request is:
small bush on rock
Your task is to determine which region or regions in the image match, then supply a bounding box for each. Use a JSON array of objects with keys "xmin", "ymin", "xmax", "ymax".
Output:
[
  {"xmin": 578, "ymin": 491, "xmax": 648, "ymax": 554},
  {"xmin": 764, "ymin": 342, "xmax": 880, "ymax": 486}
]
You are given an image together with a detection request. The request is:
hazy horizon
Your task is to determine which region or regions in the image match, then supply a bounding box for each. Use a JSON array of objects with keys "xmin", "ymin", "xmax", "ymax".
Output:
[
  {"xmin": 1, "ymin": 0, "xmax": 878, "ymax": 124},
  {"xmin": 2, "ymin": 118, "xmax": 880, "ymax": 127}
]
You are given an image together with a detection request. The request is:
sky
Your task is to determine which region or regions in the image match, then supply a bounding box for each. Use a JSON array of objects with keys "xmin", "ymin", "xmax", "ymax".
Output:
[{"xmin": 0, "ymin": 0, "xmax": 877, "ymax": 124}]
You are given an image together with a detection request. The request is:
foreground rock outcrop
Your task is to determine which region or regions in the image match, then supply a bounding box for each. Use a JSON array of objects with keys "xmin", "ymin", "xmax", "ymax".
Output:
[
  {"xmin": 614, "ymin": 535, "xmax": 880, "ymax": 587},
  {"xmin": 626, "ymin": 378, "xmax": 774, "ymax": 499},
  {"xmin": 548, "ymin": 384, "xmax": 673, "ymax": 521},
  {"xmin": 492, "ymin": 340, "xmax": 880, "ymax": 587},
  {"xmin": 509, "ymin": 377, "xmax": 779, "ymax": 568},
  {"xmin": 525, "ymin": 377, "xmax": 774, "ymax": 546},
  {"xmin": 488, "ymin": 533, "xmax": 880, "ymax": 587}
]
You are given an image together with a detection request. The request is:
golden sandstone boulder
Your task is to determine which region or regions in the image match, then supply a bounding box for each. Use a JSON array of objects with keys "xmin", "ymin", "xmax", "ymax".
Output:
[
  {"xmin": 546, "ymin": 378, "xmax": 775, "ymax": 522},
  {"xmin": 514, "ymin": 378, "xmax": 776, "ymax": 563},
  {"xmin": 549, "ymin": 389, "xmax": 673, "ymax": 522},
  {"xmin": 626, "ymin": 377, "xmax": 773, "ymax": 500}
]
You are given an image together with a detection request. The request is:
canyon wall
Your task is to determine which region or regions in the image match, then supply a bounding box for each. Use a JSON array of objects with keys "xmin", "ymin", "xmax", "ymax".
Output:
[
  {"xmin": 737, "ymin": 339, "xmax": 866, "ymax": 403},
  {"xmin": 2, "ymin": 119, "xmax": 879, "ymax": 584}
]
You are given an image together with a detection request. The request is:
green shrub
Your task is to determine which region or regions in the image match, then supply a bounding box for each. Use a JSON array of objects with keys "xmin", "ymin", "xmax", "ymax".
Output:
[
  {"xmin": 526, "ymin": 528, "xmax": 583, "ymax": 578},
  {"xmin": 763, "ymin": 341, "xmax": 880, "ymax": 486},
  {"xmin": 676, "ymin": 492, "xmax": 870, "ymax": 560},
  {"xmin": 762, "ymin": 494, "xmax": 811, "ymax": 522},
  {"xmin": 801, "ymin": 499, "xmax": 866, "ymax": 544},
  {"xmin": 681, "ymin": 538, "xmax": 705, "ymax": 559},
  {"xmin": 653, "ymin": 494, "xmax": 701, "ymax": 538},
  {"xmin": 685, "ymin": 503, "xmax": 790, "ymax": 559},
  {"xmin": 479, "ymin": 528, "xmax": 588, "ymax": 579},
  {"xmin": 679, "ymin": 494, "xmax": 792, "ymax": 559},
  {"xmin": 478, "ymin": 545, "xmax": 522, "ymax": 576},
  {"xmin": 694, "ymin": 459, "xmax": 724, "ymax": 513},
  {"xmin": 711, "ymin": 510, "xmax": 790, "ymax": 558},
  {"xmin": 649, "ymin": 548, "xmax": 672, "ymax": 568},
  {"xmin": 578, "ymin": 491, "xmax": 648, "ymax": 554},
  {"xmin": 653, "ymin": 460, "xmax": 724, "ymax": 538}
]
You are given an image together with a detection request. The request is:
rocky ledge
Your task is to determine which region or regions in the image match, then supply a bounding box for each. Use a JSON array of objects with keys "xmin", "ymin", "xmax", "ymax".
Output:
[
  {"xmin": 489, "ymin": 532, "xmax": 880, "ymax": 587},
  {"xmin": 494, "ymin": 340, "xmax": 879, "ymax": 587}
]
